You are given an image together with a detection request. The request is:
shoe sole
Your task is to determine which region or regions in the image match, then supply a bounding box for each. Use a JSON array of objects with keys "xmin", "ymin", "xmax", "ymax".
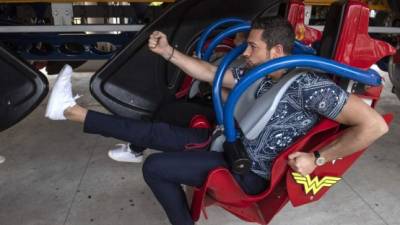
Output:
[
  {"xmin": 45, "ymin": 64, "xmax": 75, "ymax": 120},
  {"xmin": 108, "ymin": 151, "xmax": 143, "ymax": 163}
]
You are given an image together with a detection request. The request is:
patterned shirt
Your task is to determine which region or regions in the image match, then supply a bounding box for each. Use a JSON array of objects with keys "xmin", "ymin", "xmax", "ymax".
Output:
[{"xmin": 232, "ymin": 68, "xmax": 349, "ymax": 179}]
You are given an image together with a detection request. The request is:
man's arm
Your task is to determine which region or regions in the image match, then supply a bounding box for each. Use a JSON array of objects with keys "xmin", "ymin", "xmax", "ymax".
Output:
[
  {"xmin": 148, "ymin": 31, "xmax": 236, "ymax": 89},
  {"xmin": 288, "ymin": 95, "xmax": 389, "ymax": 176}
]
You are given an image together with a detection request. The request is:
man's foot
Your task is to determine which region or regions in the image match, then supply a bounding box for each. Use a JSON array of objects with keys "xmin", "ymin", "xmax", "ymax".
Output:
[
  {"xmin": 45, "ymin": 64, "xmax": 78, "ymax": 120},
  {"xmin": 108, "ymin": 144, "xmax": 144, "ymax": 163},
  {"xmin": 0, "ymin": 155, "xmax": 5, "ymax": 164}
]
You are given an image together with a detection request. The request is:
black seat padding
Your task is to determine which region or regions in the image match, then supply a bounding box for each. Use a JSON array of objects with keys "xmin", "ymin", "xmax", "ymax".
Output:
[{"xmin": 317, "ymin": 0, "xmax": 347, "ymax": 59}]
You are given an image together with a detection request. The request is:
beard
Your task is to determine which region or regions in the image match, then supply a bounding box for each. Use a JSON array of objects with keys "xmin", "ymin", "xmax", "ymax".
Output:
[
  {"xmin": 243, "ymin": 60, "xmax": 254, "ymax": 69},
  {"xmin": 245, "ymin": 60, "xmax": 262, "ymax": 70}
]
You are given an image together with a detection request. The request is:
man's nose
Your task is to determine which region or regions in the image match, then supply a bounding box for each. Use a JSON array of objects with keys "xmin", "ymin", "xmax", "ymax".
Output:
[{"xmin": 242, "ymin": 46, "xmax": 251, "ymax": 57}]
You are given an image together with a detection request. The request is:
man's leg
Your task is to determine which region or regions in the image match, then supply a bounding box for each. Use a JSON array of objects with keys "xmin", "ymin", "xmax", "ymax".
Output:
[
  {"xmin": 153, "ymin": 100, "xmax": 215, "ymax": 127},
  {"xmin": 45, "ymin": 64, "xmax": 209, "ymax": 153},
  {"xmin": 108, "ymin": 100, "xmax": 215, "ymax": 163},
  {"xmin": 64, "ymin": 106, "xmax": 210, "ymax": 152},
  {"xmin": 142, "ymin": 151, "xmax": 268, "ymax": 225},
  {"xmin": 142, "ymin": 151, "xmax": 226, "ymax": 225}
]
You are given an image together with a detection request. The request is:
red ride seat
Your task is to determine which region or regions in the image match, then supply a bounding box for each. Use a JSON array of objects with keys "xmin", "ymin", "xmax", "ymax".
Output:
[
  {"xmin": 287, "ymin": 0, "xmax": 322, "ymax": 45},
  {"xmin": 191, "ymin": 118, "xmax": 341, "ymax": 224},
  {"xmin": 191, "ymin": 115, "xmax": 392, "ymax": 224},
  {"xmin": 190, "ymin": 1, "xmax": 396, "ymax": 224},
  {"xmin": 318, "ymin": 0, "xmax": 396, "ymax": 106}
]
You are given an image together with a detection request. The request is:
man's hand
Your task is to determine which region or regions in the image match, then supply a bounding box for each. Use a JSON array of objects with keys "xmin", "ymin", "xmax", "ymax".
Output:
[
  {"xmin": 288, "ymin": 152, "xmax": 317, "ymax": 176},
  {"xmin": 148, "ymin": 31, "xmax": 173, "ymax": 60}
]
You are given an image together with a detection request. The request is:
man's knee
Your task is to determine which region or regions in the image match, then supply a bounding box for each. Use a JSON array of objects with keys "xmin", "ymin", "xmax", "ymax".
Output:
[{"xmin": 142, "ymin": 153, "xmax": 163, "ymax": 183}]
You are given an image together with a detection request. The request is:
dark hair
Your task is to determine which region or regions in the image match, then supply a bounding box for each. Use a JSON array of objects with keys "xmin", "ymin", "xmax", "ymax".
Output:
[{"xmin": 251, "ymin": 16, "xmax": 295, "ymax": 55}]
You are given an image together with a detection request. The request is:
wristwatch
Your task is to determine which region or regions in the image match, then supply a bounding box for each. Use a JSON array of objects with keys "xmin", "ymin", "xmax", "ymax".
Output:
[{"xmin": 313, "ymin": 151, "xmax": 326, "ymax": 166}]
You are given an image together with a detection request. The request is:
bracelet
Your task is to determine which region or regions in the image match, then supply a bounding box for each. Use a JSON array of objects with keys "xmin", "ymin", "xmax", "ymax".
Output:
[{"xmin": 167, "ymin": 47, "xmax": 175, "ymax": 61}]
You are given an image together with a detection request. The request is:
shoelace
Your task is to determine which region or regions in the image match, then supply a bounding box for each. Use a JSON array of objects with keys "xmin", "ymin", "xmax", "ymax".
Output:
[
  {"xmin": 73, "ymin": 94, "xmax": 82, "ymax": 101},
  {"xmin": 115, "ymin": 144, "xmax": 130, "ymax": 152},
  {"xmin": 115, "ymin": 144, "xmax": 143, "ymax": 156}
]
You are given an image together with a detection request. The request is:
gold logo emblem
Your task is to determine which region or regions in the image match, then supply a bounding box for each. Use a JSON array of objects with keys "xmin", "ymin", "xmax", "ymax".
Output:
[{"xmin": 292, "ymin": 172, "xmax": 341, "ymax": 195}]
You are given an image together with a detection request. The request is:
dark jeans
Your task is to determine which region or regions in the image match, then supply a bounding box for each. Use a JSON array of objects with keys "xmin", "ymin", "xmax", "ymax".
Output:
[
  {"xmin": 84, "ymin": 110, "xmax": 267, "ymax": 225},
  {"xmin": 154, "ymin": 100, "xmax": 215, "ymax": 127},
  {"xmin": 129, "ymin": 100, "xmax": 216, "ymax": 152},
  {"xmin": 84, "ymin": 110, "xmax": 210, "ymax": 152}
]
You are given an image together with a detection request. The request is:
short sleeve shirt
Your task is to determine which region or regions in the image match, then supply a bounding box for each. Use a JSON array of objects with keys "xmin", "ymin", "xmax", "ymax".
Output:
[{"xmin": 232, "ymin": 68, "xmax": 349, "ymax": 179}]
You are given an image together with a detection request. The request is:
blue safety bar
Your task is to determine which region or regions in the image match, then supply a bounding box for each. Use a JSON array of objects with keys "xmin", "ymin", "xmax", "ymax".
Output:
[
  {"xmin": 212, "ymin": 42, "xmax": 317, "ymax": 126},
  {"xmin": 212, "ymin": 43, "xmax": 247, "ymax": 125},
  {"xmin": 203, "ymin": 26, "xmax": 316, "ymax": 62},
  {"xmin": 223, "ymin": 55, "xmax": 382, "ymax": 142},
  {"xmin": 196, "ymin": 17, "xmax": 317, "ymax": 60},
  {"xmin": 203, "ymin": 23, "xmax": 250, "ymax": 61},
  {"xmin": 293, "ymin": 40, "xmax": 317, "ymax": 55},
  {"xmin": 195, "ymin": 17, "xmax": 246, "ymax": 59}
]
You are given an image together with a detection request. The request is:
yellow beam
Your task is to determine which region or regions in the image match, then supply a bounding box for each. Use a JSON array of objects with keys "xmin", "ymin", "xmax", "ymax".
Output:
[
  {"xmin": 304, "ymin": 0, "xmax": 336, "ymax": 6},
  {"xmin": 0, "ymin": 0, "xmax": 175, "ymax": 3},
  {"xmin": 304, "ymin": 0, "xmax": 390, "ymax": 11}
]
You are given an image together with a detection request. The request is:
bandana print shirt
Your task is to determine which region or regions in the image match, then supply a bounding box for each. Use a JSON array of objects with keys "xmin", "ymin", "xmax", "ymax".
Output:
[{"xmin": 231, "ymin": 67, "xmax": 349, "ymax": 179}]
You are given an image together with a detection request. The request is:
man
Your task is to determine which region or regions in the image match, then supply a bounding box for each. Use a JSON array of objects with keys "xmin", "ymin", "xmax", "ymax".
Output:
[{"xmin": 46, "ymin": 17, "xmax": 388, "ymax": 225}]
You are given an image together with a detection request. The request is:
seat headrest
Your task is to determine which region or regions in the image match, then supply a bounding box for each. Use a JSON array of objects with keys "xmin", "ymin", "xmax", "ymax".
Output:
[
  {"xmin": 333, "ymin": 0, "xmax": 396, "ymax": 69},
  {"xmin": 318, "ymin": 0, "xmax": 347, "ymax": 59},
  {"xmin": 287, "ymin": 0, "xmax": 322, "ymax": 45},
  {"xmin": 319, "ymin": 0, "xmax": 396, "ymax": 68}
]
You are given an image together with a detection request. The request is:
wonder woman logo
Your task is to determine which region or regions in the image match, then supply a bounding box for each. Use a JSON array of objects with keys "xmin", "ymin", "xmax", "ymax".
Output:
[{"xmin": 292, "ymin": 172, "xmax": 341, "ymax": 195}]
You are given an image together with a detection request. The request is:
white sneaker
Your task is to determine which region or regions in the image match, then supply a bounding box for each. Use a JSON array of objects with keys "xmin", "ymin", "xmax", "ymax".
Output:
[
  {"xmin": 108, "ymin": 144, "xmax": 144, "ymax": 163},
  {"xmin": 45, "ymin": 64, "xmax": 78, "ymax": 120},
  {"xmin": 0, "ymin": 155, "xmax": 5, "ymax": 164}
]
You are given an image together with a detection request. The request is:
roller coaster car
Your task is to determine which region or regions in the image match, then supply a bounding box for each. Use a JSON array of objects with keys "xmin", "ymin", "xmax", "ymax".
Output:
[{"xmin": 190, "ymin": 1, "xmax": 395, "ymax": 224}]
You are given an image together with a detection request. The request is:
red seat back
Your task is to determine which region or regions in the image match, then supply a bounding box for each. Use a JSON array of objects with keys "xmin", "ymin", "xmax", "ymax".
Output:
[
  {"xmin": 287, "ymin": 0, "xmax": 322, "ymax": 45},
  {"xmin": 332, "ymin": 0, "xmax": 395, "ymax": 69},
  {"xmin": 319, "ymin": 0, "xmax": 395, "ymax": 107}
]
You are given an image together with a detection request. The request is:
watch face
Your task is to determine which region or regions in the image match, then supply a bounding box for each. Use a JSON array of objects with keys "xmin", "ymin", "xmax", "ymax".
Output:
[{"xmin": 316, "ymin": 157, "xmax": 326, "ymax": 166}]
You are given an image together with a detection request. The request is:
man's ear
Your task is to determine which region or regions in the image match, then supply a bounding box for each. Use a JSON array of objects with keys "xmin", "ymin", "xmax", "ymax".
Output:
[{"xmin": 270, "ymin": 44, "xmax": 285, "ymax": 59}]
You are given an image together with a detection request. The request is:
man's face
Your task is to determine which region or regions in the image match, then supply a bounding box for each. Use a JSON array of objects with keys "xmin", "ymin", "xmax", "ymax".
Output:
[{"xmin": 242, "ymin": 29, "xmax": 272, "ymax": 69}]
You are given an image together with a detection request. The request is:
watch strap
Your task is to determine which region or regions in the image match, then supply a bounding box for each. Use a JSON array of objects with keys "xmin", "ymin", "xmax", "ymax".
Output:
[{"xmin": 313, "ymin": 151, "xmax": 321, "ymax": 159}]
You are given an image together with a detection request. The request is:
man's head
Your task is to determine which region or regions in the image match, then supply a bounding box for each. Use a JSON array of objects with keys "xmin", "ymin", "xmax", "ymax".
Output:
[{"xmin": 243, "ymin": 16, "xmax": 294, "ymax": 68}]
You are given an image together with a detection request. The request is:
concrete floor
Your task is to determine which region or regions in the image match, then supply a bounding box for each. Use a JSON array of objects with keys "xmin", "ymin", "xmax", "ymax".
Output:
[{"xmin": 0, "ymin": 69, "xmax": 399, "ymax": 225}]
